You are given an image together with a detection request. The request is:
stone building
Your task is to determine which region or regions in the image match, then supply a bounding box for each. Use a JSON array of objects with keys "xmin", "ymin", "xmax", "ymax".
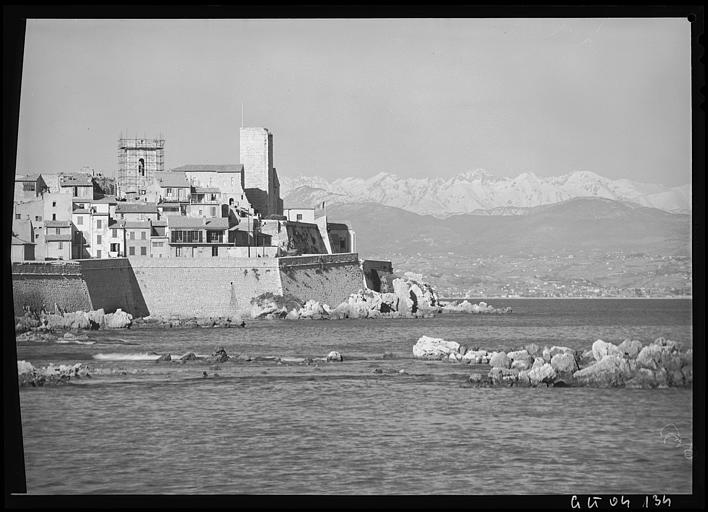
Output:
[
  {"xmin": 240, "ymin": 127, "xmax": 283, "ymax": 217},
  {"xmin": 117, "ymin": 137, "xmax": 165, "ymax": 199},
  {"xmin": 14, "ymin": 174, "xmax": 48, "ymax": 202}
]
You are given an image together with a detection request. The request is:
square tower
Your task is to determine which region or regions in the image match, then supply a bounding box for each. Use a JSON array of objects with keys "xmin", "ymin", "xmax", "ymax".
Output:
[
  {"xmin": 240, "ymin": 127, "xmax": 281, "ymax": 216},
  {"xmin": 117, "ymin": 137, "xmax": 165, "ymax": 200}
]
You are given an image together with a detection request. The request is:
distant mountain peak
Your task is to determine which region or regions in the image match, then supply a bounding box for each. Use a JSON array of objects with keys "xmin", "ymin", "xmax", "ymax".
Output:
[{"xmin": 280, "ymin": 169, "xmax": 690, "ymax": 217}]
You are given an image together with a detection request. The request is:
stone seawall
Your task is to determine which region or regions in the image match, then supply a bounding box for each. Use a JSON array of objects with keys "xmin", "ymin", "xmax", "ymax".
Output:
[
  {"xmin": 280, "ymin": 254, "xmax": 366, "ymax": 308},
  {"xmin": 12, "ymin": 253, "xmax": 367, "ymax": 318}
]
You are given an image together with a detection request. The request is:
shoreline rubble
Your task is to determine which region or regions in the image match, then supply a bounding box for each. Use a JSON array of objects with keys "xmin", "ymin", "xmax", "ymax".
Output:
[{"xmin": 412, "ymin": 335, "xmax": 692, "ymax": 389}]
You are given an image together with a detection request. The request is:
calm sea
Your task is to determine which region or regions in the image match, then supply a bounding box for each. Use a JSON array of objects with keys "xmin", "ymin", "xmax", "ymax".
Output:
[{"xmin": 17, "ymin": 299, "xmax": 693, "ymax": 494}]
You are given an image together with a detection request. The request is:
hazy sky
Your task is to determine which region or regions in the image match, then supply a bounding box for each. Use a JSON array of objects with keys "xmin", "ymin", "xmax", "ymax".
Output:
[{"xmin": 16, "ymin": 18, "xmax": 692, "ymax": 186}]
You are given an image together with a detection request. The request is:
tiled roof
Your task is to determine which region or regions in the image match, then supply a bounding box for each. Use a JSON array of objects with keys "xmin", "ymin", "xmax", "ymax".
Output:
[
  {"xmin": 59, "ymin": 174, "xmax": 93, "ymax": 187},
  {"xmin": 124, "ymin": 221, "xmax": 151, "ymax": 229},
  {"xmin": 166, "ymin": 215, "xmax": 205, "ymax": 229},
  {"xmin": 172, "ymin": 164, "xmax": 243, "ymax": 173},
  {"xmin": 193, "ymin": 187, "xmax": 221, "ymax": 194},
  {"xmin": 44, "ymin": 220, "xmax": 72, "ymax": 227},
  {"xmin": 166, "ymin": 215, "xmax": 228, "ymax": 230},
  {"xmin": 153, "ymin": 171, "xmax": 190, "ymax": 188},
  {"xmin": 15, "ymin": 174, "xmax": 41, "ymax": 182},
  {"xmin": 72, "ymin": 208, "xmax": 91, "ymax": 214},
  {"xmin": 204, "ymin": 217, "xmax": 229, "ymax": 230},
  {"xmin": 327, "ymin": 222, "xmax": 349, "ymax": 231},
  {"xmin": 45, "ymin": 234, "xmax": 73, "ymax": 242},
  {"xmin": 116, "ymin": 202, "xmax": 158, "ymax": 213}
]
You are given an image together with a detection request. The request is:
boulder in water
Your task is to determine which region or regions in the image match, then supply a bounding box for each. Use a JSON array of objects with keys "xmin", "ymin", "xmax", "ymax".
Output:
[
  {"xmin": 617, "ymin": 339, "xmax": 643, "ymax": 359},
  {"xmin": 412, "ymin": 335, "xmax": 462, "ymax": 360},
  {"xmin": 572, "ymin": 354, "xmax": 631, "ymax": 387},
  {"xmin": 528, "ymin": 363, "xmax": 557, "ymax": 386},
  {"xmin": 591, "ymin": 339, "xmax": 620, "ymax": 362},
  {"xmin": 206, "ymin": 347, "xmax": 229, "ymax": 364},
  {"xmin": 326, "ymin": 350, "xmax": 343, "ymax": 362},
  {"xmin": 550, "ymin": 352, "xmax": 578, "ymax": 373},
  {"xmin": 104, "ymin": 309, "xmax": 133, "ymax": 329},
  {"xmin": 179, "ymin": 352, "xmax": 199, "ymax": 362},
  {"xmin": 489, "ymin": 351, "xmax": 511, "ymax": 369}
]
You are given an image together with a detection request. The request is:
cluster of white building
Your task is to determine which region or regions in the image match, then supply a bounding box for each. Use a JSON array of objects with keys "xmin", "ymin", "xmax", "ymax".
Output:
[{"xmin": 12, "ymin": 127, "xmax": 355, "ymax": 262}]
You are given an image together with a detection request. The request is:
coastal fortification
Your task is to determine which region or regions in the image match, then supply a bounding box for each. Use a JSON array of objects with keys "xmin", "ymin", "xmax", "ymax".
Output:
[{"xmin": 11, "ymin": 254, "xmax": 373, "ymax": 318}]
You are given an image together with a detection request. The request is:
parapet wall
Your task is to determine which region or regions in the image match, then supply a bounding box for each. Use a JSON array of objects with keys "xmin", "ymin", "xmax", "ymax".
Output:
[{"xmin": 12, "ymin": 253, "xmax": 371, "ymax": 317}]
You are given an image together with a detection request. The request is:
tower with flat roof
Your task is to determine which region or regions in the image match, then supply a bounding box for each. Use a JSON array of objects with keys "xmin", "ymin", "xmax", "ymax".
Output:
[{"xmin": 240, "ymin": 127, "xmax": 282, "ymax": 216}]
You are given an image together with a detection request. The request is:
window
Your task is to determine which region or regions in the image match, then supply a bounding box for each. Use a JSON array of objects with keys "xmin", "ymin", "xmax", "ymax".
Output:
[
  {"xmin": 75, "ymin": 232, "xmax": 81, "ymax": 242},
  {"xmin": 58, "ymin": 241, "xmax": 63, "ymax": 250},
  {"xmin": 52, "ymin": 201, "xmax": 56, "ymax": 207},
  {"xmin": 96, "ymin": 250, "xmax": 101, "ymax": 258},
  {"xmin": 296, "ymin": 214, "xmax": 303, "ymax": 221},
  {"xmin": 140, "ymin": 247, "xmax": 147, "ymax": 256},
  {"xmin": 35, "ymin": 234, "xmax": 39, "ymax": 239},
  {"xmin": 96, "ymin": 235, "xmax": 102, "ymax": 245},
  {"xmin": 140, "ymin": 189, "xmax": 146, "ymax": 195},
  {"xmin": 22, "ymin": 182, "xmax": 36, "ymax": 191},
  {"xmin": 166, "ymin": 188, "xmax": 172, "ymax": 195},
  {"xmin": 152, "ymin": 241, "xmax": 163, "ymax": 247},
  {"xmin": 55, "ymin": 228, "xmax": 61, "ymax": 235},
  {"xmin": 198, "ymin": 209, "xmax": 203, "ymax": 216},
  {"xmin": 130, "ymin": 231, "xmax": 135, "ymax": 240},
  {"xmin": 138, "ymin": 158, "xmax": 145, "ymax": 177},
  {"xmin": 15, "ymin": 213, "xmax": 21, "ymax": 219},
  {"xmin": 207, "ymin": 231, "xmax": 223, "ymax": 243},
  {"xmin": 212, "ymin": 246, "xmax": 218, "ymax": 257},
  {"xmin": 35, "ymin": 215, "xmax": 42, "ymax": 222},
  {"xmin": 112, "ymin": 229, "xmax": 117, "ymax": 238},
  {"xmin": 110, "ymin": 243, "xmax": 119, "ymax": 252},
  {"xmin": 211, "ymin": 207, "xmax": 216, "ymax": 217},
  {"xmin": 171, "ymin": 230, "xmax": 203, "ymax": 243},
  {"xmin": 175, "ymin": 246, "xmax": 182, "ymax": 257},
  {"xmin": 96, "ymin": 219, "xmax": 102, "ymax": 229},
  {"xmin": 141, "ymin": 231, "xmax": 146, "ymax": 240},
  {"xmin": 77, "ymin": 216, "xmax": 83, "ymax": 225},
  {"xmin": 52, "ymin": 214, "xmax": 56, "ymax": 221},
  {"xmin": 129, "ymin": 247, "xmax": 135, "ymax": 256}
]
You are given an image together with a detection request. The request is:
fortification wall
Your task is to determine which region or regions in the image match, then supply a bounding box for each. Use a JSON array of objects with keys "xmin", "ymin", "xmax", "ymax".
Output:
[
  {"xmin": 12, "ymin": 261, "xmax": 91, "ymax": 315},
  {"xmin": 279, "ymin": 253, "xmax": 365, "ymax": 307},
  {"xmin": 127, "ymin": 257, "xmax": 282, "ymax": 317},
  {"xmin": 12, "ymin": 253, "xmax": 375, "ymax": 318},
  {"xmin": 81, "ymin": 259, "xmax": 150, "ymax": 317},
  {"xmin": 284, "ymin": 222, "xmax": 328, "ymax": 254}
]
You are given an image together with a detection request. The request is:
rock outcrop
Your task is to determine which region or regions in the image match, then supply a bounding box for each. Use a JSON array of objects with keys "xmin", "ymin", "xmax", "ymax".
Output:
[
  {"xmin": 412, "ymin": 335, "xmax": 464, "ymax": 360},
  {"xmin": 17, "ymin": 361, "xmax": 90, "ymax": 387}
]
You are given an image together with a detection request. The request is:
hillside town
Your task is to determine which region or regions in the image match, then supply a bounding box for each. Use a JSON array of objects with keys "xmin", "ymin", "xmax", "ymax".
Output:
[{"xmin": 12, "ymin": 128, "xmax": 356, "ymax": 262}]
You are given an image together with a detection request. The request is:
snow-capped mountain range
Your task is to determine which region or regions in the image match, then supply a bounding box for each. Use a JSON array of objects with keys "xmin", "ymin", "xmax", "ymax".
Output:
[{"xmin": 279, "ymin": 170, "xmax": 691, "ymax": 217}]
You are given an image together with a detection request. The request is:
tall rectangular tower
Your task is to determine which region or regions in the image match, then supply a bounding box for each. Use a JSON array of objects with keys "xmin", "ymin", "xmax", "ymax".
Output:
[
  {"xmin": 240, "ymin": 127, "xmax": 281, "ymax": 216},
  {"xmin": 117, "ymin": 137, "xmax": 165, "ymax": 199}
]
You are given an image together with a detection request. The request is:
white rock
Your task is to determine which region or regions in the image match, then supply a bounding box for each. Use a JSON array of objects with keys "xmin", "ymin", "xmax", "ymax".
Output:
[
  {"xmin": 104, "ymin": 308, "xmax": 133, "ymax": 329},
  {"xmin": 549, "ymin": 346, "xmax": 574, "ymax": 358},
  {"xmin": 528, "ymin": 363, "xmax": 557, "ymax": 386},
  {"xmin": 489, "ymin": 351, "xmax": 511, "ymax": 369},
  {"xmin": 462, "ymin": 349, "xmax": 489, "ymax": 364},
  {"xmin": 591, "ymin": 339, "xmax": 620, "ymax": 361},
  {"xmin": 326, "ymin": 351, "xmax": 343, "ymax": 362},
  {"xmin": 412, "ymin": 335, "xmax": 461, "ymax": 360},
  {"xmin": 617, "ymin": 339, "xmax": 643, "ymax": 359},
  {"xmin": 573, "ymin": 355, "xmax": 631, "ymax": 387},
  {"xmin": 507, "ymin": 350, "xmax": 529, "ymax": 361},
  {"xmin": 550, "ymin": 352, "xmax": 577, "ymax": 373}
]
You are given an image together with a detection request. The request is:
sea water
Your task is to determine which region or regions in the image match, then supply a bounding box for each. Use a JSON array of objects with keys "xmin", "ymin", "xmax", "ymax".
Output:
[{"xmin": 17, "ymin": 299, "xmax": 693, "ymax": 494}]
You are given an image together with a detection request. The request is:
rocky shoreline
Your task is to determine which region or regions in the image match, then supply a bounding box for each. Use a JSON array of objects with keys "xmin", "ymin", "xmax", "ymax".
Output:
[
  {"xmin": 413, "ymin": 336, "xmax": 692, "ymax": 388},
  {"xmin": 15, "ymin": 275, "xmax": 511, "ymax": 340}
]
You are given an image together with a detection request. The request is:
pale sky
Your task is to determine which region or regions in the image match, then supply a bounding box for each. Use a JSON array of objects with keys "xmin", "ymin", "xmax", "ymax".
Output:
[{"xmin": 16, "ymin": 18, "xmax": 692, "ymax": 186}]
